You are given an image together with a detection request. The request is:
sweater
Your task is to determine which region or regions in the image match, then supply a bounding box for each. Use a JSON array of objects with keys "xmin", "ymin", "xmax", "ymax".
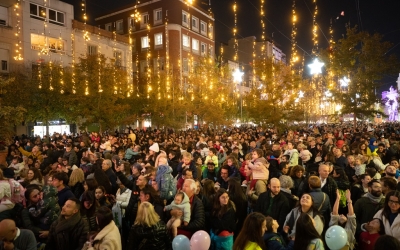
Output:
[
  {"xmin": 0, "ymin": 228, "xmax": 37, "ymax": 250},
  {"xmin": 329, "ymin": 214, "xmax": 357, "ymax": 249}
]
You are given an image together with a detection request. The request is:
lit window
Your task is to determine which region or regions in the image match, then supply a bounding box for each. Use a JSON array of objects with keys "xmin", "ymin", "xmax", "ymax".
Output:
[
  {"xmin": 31, "ymin": 33, "xmax": 65, "ymax": 53},
  {"xmin": 141, "ymin": 36, "xmax": 149, "ymax": 48},
  {"xmin": 192, "ymin": 39, "xmax": 199, "ymax": 52},
  {"xmin": 182, "ymin": 34, "xmax": 190, "ymax": 48},
  {"xmin": 154, "ymin": 33, "xmax": 163, "ymax": 46}
]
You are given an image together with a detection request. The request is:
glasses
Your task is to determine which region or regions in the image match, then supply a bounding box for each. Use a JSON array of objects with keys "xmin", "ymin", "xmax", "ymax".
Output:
[{"xmin": 389, "ymin": 200, "xmax": 400, "ymax": 205}]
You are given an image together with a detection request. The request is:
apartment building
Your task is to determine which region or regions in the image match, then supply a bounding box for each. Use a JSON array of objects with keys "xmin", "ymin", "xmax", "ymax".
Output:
[{"xmin": 95, "ymin": 0, "xmax": 215, "ymax": 90}]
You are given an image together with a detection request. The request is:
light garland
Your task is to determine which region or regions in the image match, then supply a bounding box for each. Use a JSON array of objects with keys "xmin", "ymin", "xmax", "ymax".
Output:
[
  {"xmin": 311, "ymin": 0, "xmax": 319, "ymax": 57},
  {"xmin": 165, "ymin": 13, "xmax": 171, "ymax": 99},
  {"xmin": 82, "ymin": 0, "xmax": 89, "ymax": 95},
  {"xmin": 233, "ymin": 1, "xmax": 238, "ymax": 62},
  {"xmin": 290, "ymin": 0, "xmax": 298, "ymax": 67},
  {"xmin": 71, "ymin": 32, "xmax": 76, "ymax": 94},
  {"xmin": 97, "ymin": 26, "xmax": 103, "ymax": 93},
  {"xmin": 13, "ymin": 0, "xmax": 23, "ymax": 61}
]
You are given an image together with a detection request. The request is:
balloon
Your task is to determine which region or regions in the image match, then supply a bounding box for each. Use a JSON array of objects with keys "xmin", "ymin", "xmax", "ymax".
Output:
[
  {"xmin": 190, "ymin": 230, "xmax": 211, "ymax": 250},
  {"xmin": 325, "ymin": 225, "xmax": 348, "ymax": 250},
  {"xmin": 172, "ymin": 234, "xmax": 191, "ymax": 250}
]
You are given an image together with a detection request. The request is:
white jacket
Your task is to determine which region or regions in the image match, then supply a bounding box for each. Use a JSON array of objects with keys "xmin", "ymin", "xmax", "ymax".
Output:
[
  {"xmin": 116, "ymin": 188, "xmax": 132, "ymax": 215},
  {"xmin": 374, "ymin": 209, "xmax": 400, "ymax": 239}
]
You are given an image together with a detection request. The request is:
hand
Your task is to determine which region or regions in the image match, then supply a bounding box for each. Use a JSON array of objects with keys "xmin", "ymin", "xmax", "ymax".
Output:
[
  {"xmin": 247, "ymin": 188, "xmax": 254, "ymax": 196},
  {"xmin": 3, "ymin": 241, "xmax": 14, "ymax": 250},
  {"xmin": 170, "ymin": 209, "xmax": 183, "ymax": 218},
  {"xmin": 39, "ymin": 231, "xmax": 49, "ymax": 238},
  {"xmin": 242, "ymin": 180, "xmax": 248, "ymax": 185},
  {"xmin": 183, "ymin": 221, "xmax": 189, "ymax": 226},
  {"xmin": 283, "ymin": 225, "xmax": 290, "ymax": 234},
  {"xmin": 114, "ymin": 164, "xmax": 121, "ymax": 172}
]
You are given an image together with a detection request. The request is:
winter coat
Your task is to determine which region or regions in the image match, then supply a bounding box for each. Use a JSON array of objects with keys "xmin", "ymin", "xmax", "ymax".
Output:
[
  {"xmin": 45, "ymin": 212, "xmax": 89, "ymax": 250},
  {"xmin": 156, "ymin": 165, "xmax": 176, "ymax": 200},
  {"xmin": 71, "ymin": 182, "xmax": 85, "ymax": 200},
  {"xmin": 255, "ymin": 190, "xmax": 290, "ymax": 231},
  {"xmin": 247, "ymin": 157, "xmax": 269, "ymax": 180},
  {"xmin": 128, "ymin": 220, "xmax": 171, "ymax": 250},
  {"xmin": 354, "ymin": 196, "xmax": 384, "ymax": 235},
  {"xmin": 0, "ymin": 180, "xmax": 14, "ymax": 210},
  {"xmin": 63, "ymin": 150, "xmax": 78, "ymax": 167},
  {"xmin": 211, "ymin": 205, "xmax": 236, "ymax": 235},
  {"xmin": 116, "ymin": 171, "xmax": 140, "ymax": 224},
  {"xmin": 178, "ymin": 195, "xmax": 205, "ymax": 234},
  {"xmin": 116, "ymin": 187, "xmax": 132, "ymax": 215},
  {"xmin": 104, "ymin": 168, "xmax": 118, "ymax": 195},
  {"xmin": 321, "ymin": 176, "xmax": 338, "ymax": 209},
  {"xmin": 309, "ymin": 188, "xmax": 331, "ymax": 219},
  {"xmin": 263, "ymin": 232, "xmax": 294, "ymax": 250},
  {"xmin": 83, "ymin": 221, "xmax": 121, "ymax": 250},
  {"xmin": 329, "ymin": 214, "xmax": 356, "ymax": 249},
  {"xmin": 373, "ymin": 209, "xmax": 400, "ymax": 239},
  {"xmin": 177, "ymin": 160, "xmax": 197, "ymax": 180},
  {"xmin": 18, "ymin": 146, "xmax": 43, "ymax": 162},
  {"xmin": 284, "ymin": 207, "xmax": 324, "ymax": 236},
  {"xmin": 165, "ymin": 192, "xmax": 191, "ymax": 223}
]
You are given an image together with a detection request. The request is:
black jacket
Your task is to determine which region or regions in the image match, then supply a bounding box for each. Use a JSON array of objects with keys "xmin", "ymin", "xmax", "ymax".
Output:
[
  {"xmin": 178, "ymin": 195, "xmax": 205, "ymax": 233},
  {"xmin": 116, "ymin": 171, "xmax": 141, "ymax": 224},
  {"xmin": 128, "ymin": 221, "xmax": 171, "ymax": 250},
  {"xmin": 255, "ymin": 190, "xmax": 290, "ymax": 232},
  {"xmin": 211, "ymin": 206, "xmax": 237, "ymax": 235},
  {"xmin": 45, "ymin": 213, "xmax": 89, "ymax": 250}
]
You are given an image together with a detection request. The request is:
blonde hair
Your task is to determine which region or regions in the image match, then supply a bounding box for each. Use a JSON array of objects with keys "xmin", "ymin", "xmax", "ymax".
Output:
[
  {"xmin": 68, "ymin": 168, "xmax": 85, "ymax": 186},
  {"xmin": 134, "ymin": 201, "xmax": 160, "ymax": 227},
  {"xmin": 182, "ymin": 152, "xmax": 192, "ymax": 160}
]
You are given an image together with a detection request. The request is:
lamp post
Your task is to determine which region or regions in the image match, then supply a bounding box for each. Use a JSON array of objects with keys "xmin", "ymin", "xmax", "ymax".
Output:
[{"xmin": 233, "ymin": 68, "xmax": 244, "ymax": 122}]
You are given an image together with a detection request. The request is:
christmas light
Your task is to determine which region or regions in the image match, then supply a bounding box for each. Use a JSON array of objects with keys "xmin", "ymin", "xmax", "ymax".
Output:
[
  {"xmin": 290, "ymin": 0, "xmax": 298, "ymax": 67},
  {"xmin": 13, "ymin": 0, "xmax": 23, "ymax": 61},
  {"xmin": 340, "ymin": 76, "xmax": 350, "ymax": 87},
  {"xmin": 308, "ymin": 58, "xmax": 324, "ymax": 75},
  {"xmin": 233, "ymin": 68, "xmax": 243, "ymax": 83}
]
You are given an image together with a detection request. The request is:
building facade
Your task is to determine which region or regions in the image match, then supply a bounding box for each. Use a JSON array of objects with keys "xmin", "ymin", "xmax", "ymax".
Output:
[{"xmin": 95, "ymin": 0, "xmax": 215, "ymax": 92}]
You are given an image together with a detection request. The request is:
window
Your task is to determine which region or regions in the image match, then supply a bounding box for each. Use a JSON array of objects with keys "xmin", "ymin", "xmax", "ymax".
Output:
[
  {"xmin": 182, "ymin": 11, "xmax": 188, "ymax": 27},
  {"xmin": 182, "ymin": 58, "xmax": 189, "ymax": 74},
  {"xmin": 114, "ymin": 50, "xmax": 122, "ymax": 67},
  {"xmin": 116, "ymin": 20, "xmax": 123, "ymax": 34},
  {"xmin": 141, "ymin": 13, "xmax": 149, "ymax": 28},
  {"xmin": 208, "ymin": 25, "xmax": 213, "ymax": 39},
  {"xmin": 31, "ymin": 33, "xmax": 65, "ymax": 53},
  {"xmin": 128, "ymin": 17, "xmax": 135, "ymax": 31},
  {"xmin": 105, "ymin": 23, "xmax": 112, "ymax": 31},
  {"xmin": 154, "ymin": 9, "xmax": 162, "ymax": 25},
  {"xmin": 87, "ymin": 45, "xmax": 97, "ymax": 55},
  {"xmin": 1, "ymin": 60, "xmax": 7, "ymax": 72},
  {"xmin": 200, "ymin": 21, "xmax": 207, "ymax": 35},
  {"xmin": 0, "ymin": 6, "xmax": 8, "ymax": 26},
  {"xmin": 182, "ymin": 34, "xmax": 190, "ymax": 48},
  {"xmin": 192, "ymin": 17, "xmax": 199, "ymax": 32},
  {"xmin": 154, "ymin": 33, "xmax": 163, "ymax": 47},
  {"xmin": 30, "ymin": 3, "xmax": 46, "ymax": 20},
  {"xmin": 201, "ymin": 42, "xmax": 206, "ymax": 55},
  {"xmin": 192, "ymin": 38, "xmax": 199, "ymax": 53},
  {"xmin": 141, "ymin": 36, "xmax": 149, "ymax": 49},
  {"xmin": 48, "ymin": 9, "xmax": 64, "ymax": 25}
]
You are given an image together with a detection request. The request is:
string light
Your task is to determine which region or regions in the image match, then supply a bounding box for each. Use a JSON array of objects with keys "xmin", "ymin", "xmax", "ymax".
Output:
[
  {"xmin": 311, "ymin": 0, "xmax": 319, "ymax": 57},
  {"xmin": 113, "ymin": 24, "xmax": 118, "ymax": 95},
  {"xmin": 71, "ymin": 32, "xmax": 76, "ymax": 94},
  {"xmin": 260, "ymin": 0, "xmax": 266, "ymax": 81},
  {"xmin": 13, "ymin": 0, "xmax": 23, "ymax": 61},
  {"xmin": 165, "ymin": 11, "xmax": 171, "ymax": 99},
  {"xmin": 290, "ymin": 0, "xmax": 298, "ymax": 67},
  {"xmin": 97, "ymin": 26, "xmax": 103, "ymax": 93},
  {"xmin": 59, "ymin": 30, "xmax": 64, "ymax": 94},
  {"xmin": 233, "ymin": 1, "xmax": 238, "ymax": 62},
  {"xmin": 82, "ymin": 0, "xmax": 89, "ymax": 95}
]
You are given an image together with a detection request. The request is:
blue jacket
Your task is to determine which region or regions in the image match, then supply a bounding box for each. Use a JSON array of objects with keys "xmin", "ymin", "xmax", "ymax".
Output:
[
  {"xmin": 57, "ymin": 186, "xmax": 75, "ymax": 208},
  {"xmin": 263, "ymin": 232, "xmax": 294, "ymax": 250}
]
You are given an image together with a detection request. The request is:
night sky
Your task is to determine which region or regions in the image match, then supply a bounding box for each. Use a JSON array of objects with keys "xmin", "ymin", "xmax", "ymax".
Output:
[{"xmin": 61, "ymin": 0, "xmax": 400, "ymax": 85}]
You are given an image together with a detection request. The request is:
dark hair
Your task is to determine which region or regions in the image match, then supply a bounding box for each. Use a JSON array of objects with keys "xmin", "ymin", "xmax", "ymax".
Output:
[
  {"xmin": 366, "ymin": 168, "xmax": 377, "ymax": 178},
  {"xmin": 24, "ymin": 184, "xmax": 42, "ymax": 203},
  {"xmin": 182, "ymin": 168, "xmax": 192, "ymax": 176},
  {"xmin": 209, "ymin": 148, "xmax": 217, "ymax": 155},
  {"xmin": 212, "ymin": 188, "xmax": 235, "ymax": 219},
  {"xmin": 67, "ymin": 197, "xmax": 81, "ymax": 211},
  {"xmin": 254, "ymin": 148, "xmax": 264, "ymax": 158},
  {"xmin": 140, "ymin": 185, "xmax": 163, "ymax": 205},
  {"xmin": 202, "ymin": 179, "xmax": 216, "ymax": 198},
  {"xmin": 81, "ymin": 157, "xmax": 90, "ymax": 163},
  {"xmin": 279, "ymin": 161, "xmax": 289, "ymax": 171},
  {"xmin": 359, "ymin": 173, "xmax": 370, "ymax": 181},
  {"xmin": 382, "ymin": 190, "xmax": 400, "ymax": 219},
  {"xmin": 233, "ymin": 212, "xmax": 266, "ymax": 250},
  {"xmin": 28, "ymin": 168, "xmax": 43, "ymax": 183},
  {"xmin": 289, "ymin": 165, "xmax": 305, "ymax": 179},
  {"xmin": 368, "ymin": 179, "xmax": 381, "ymax": 188},
  {"xmin": 293, "ymin": 213, "xmax": 322, "ymax": 250},
  {"xmin": 380, "ymin": 177, "xmax": 397, "ymax": 191},
  {"xmin": 95, "ymin": 206, "xmax": 113, "ymax": 230},
  {"xmin": 374, "ymin": 235, "xmax": 400, "ymax": 249},
  {"xmin": 334, "ymin": 167, "xmax": 349, "ymax": 181},
  {"xmin": 80, "ymin": 191, "xmax": 99, "ymax": 217},
  {"xmin": 175, "ymin": 191, "xmax": 185, "ymax": 201},
  {"xmin": 227, "ymin": 178, "xmax": 246, "ymax": 202},
  {"xmin": 85, "ymin": 178, "xmax": 98, "ymax": 191},
  {"xmin": 53, "ymin": 172, "xmax": 68, "ymax": 185},
  {"xmin": 369, "ymin": 218, "xmax": 385, "ymax": 235},
  {"xmin": 265, "ymin": 216, "xmax": 275, "ymax": 233}
]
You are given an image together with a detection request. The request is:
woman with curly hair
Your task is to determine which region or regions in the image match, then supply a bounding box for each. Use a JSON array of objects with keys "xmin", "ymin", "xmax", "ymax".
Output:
[
  {"xmin": 69, "ymin": 168, "xmax": 85, "ymax": 199},
  {"xmin": 22, "ymin": 168, "xmax": 44, "ymax": 187}
]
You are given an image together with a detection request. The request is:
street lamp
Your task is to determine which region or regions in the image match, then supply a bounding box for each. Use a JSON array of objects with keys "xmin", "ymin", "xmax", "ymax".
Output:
[{"xmin": 232, "ymin": 68, "xmax": 244, "ymax": 122}]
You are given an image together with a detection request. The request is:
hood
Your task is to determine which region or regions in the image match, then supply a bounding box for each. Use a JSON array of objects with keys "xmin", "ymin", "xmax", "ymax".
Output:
[
  {"xmin": 181, "ymin": 192, "xmax": 190, "ymax": 204},
  {"xmin": 58, "ymin": 186, "xmax": 72, "ymax": 194},
  {"xmin": 255, "ymin": 157, "xmax": 269, "ymax": 165},
  {"xmin": 157, "ymin": 165, "xmax": 172, "ymax": 175},
  {"xmin": 264, "ymin": 232, "xmax": 280, "ymax": 241}
]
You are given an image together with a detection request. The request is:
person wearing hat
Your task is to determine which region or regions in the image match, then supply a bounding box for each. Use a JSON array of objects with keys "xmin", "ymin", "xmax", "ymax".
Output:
[{"xmin": 146, "ymin": 143, "xmax": 160, "ymax": 166}]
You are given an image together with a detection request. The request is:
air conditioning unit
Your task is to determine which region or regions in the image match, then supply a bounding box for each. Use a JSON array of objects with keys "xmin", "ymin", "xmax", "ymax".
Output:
[{"xmin": 0, "ymin": 19, "xmax": 6, "ymax": 26}]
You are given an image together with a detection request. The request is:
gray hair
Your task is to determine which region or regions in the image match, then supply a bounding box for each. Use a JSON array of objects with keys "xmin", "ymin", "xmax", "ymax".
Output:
[
  {"xmin": 184, "ymin": 179, "xmax": 197, "ymax": 192},
  {"xmin": 103, "ymin": 159, "xmax": 112, "ymax": 167},
  {"xmin": 279, "ymin": 175, "xmax": 294, "ymax": 189}
]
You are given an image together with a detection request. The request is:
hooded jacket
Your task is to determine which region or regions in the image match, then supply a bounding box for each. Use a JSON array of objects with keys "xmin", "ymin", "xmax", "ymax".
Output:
[
  {"xmin": 83, "ymin": 221, "xmax": 121, "ymax": 250},
  {"xmin": 247, "ymin": 157, "xmax": 269, "ymax": 180},
  {"xmin": 263, "ymin": 232, "xmax": 294, "ymax": 250},
  {"xmin": 165, "ymin": 192, "xmax": 191, "ymax": 223},
  {"xmin": 156, "ymin": 165, "xmax": 176, "ymax": 200}
]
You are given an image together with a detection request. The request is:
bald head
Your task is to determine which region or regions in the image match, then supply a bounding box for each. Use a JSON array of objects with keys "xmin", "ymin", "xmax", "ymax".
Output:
[
  {"xmin": 269, "ymin": 178, "xmax": 281, "ymax": 196},
  {"xmin": 0, "ymin": 219, "xmax": 17, "ymax": 241}
]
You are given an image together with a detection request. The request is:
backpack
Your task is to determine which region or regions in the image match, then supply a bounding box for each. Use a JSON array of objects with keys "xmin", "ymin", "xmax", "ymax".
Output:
[
  {"xmin": 112, "ymin": 202, "xmax": 122, "ymax": 228},
  {"xmin": 160, "ymin": 173, "xmax": 177, "ymax": 201}
]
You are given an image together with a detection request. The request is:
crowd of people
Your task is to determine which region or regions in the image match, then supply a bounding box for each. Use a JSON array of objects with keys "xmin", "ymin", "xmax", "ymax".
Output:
[{"xmin": 1, "ymin": 124, "xmax": 400, "ymax": 250}]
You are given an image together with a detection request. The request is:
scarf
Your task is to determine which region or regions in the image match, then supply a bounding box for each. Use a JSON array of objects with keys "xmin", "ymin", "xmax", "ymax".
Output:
[
  {"xmin": 55, "ymin": 212, "xmax": 82, "ymax": 233},
  {"xmin": 365, "ymin": 192, "xmax": 383, "ymax": 204}
]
